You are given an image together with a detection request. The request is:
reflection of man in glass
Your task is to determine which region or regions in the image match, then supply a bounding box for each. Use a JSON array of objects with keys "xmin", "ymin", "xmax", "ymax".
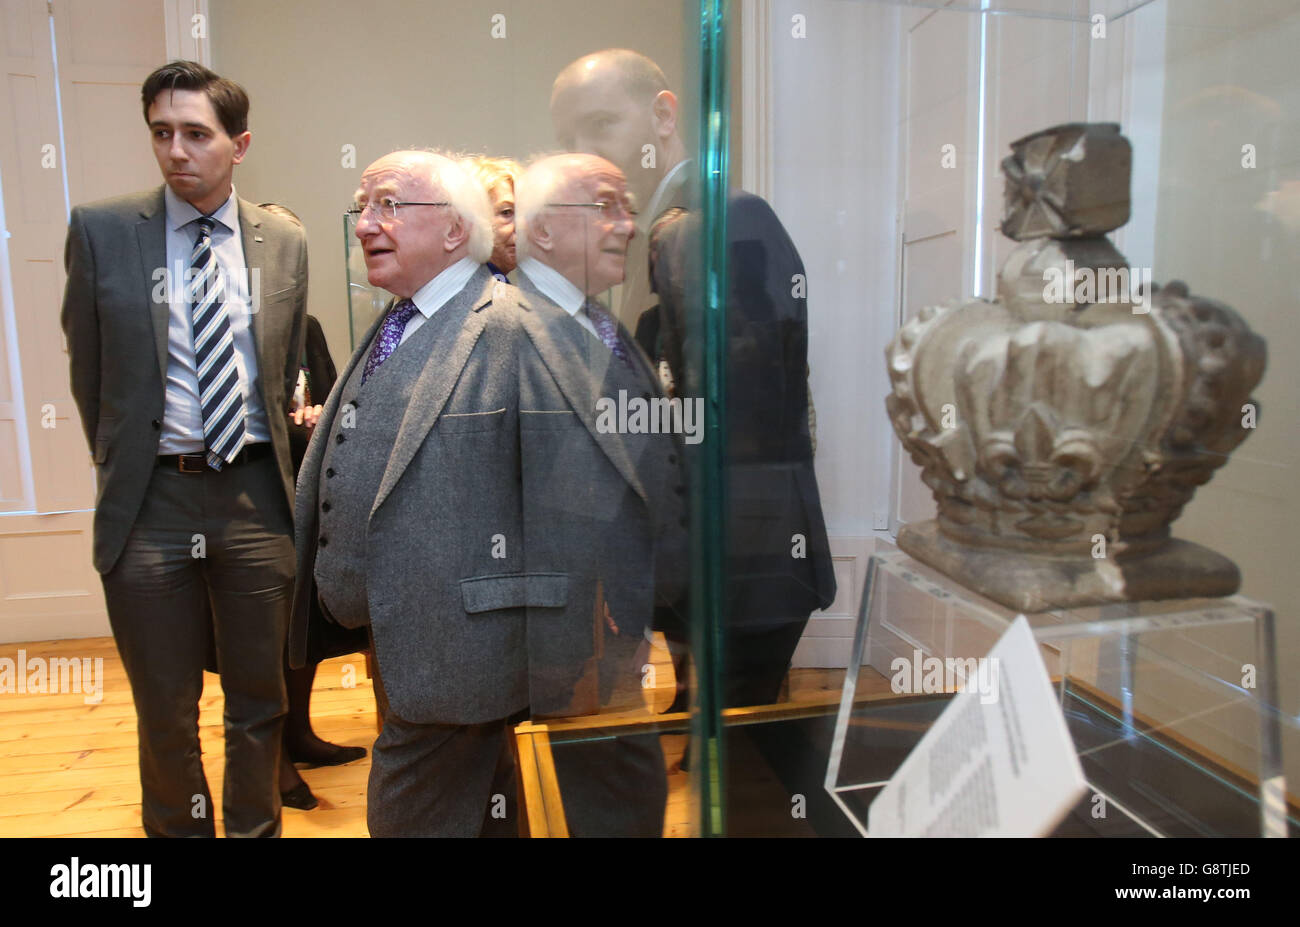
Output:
[
  {"xmin": 551, "ymin": 49, "xmax": 691, "ymax": 329},
  {"xmin": 511, "ymin": 153, "xmax": 688, "ymax": 835},
  {"xmin": 552, "ymin": 49, "xmax": 836, "ymax": 709},
  {"xmin": 516, "ymin": 154, "xmax": 637, "ymax": 297}
]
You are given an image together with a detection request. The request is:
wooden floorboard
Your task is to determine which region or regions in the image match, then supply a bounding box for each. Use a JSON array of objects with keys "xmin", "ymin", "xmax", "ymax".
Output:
[{"xmin": 0, "ymin": 635, "xmax": 845, "ymax": 837}]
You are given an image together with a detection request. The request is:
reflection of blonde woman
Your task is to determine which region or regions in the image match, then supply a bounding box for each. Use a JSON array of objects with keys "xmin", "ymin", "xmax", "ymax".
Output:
[{"xmin": 463, "ymin": 156, "xmax": 522, "ymax": 280}]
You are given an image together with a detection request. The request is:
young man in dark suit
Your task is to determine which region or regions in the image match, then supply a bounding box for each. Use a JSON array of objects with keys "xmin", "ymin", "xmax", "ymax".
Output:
[{"xmin": 60, "ymin": 61, "xmax": 308, "ymax": 837}]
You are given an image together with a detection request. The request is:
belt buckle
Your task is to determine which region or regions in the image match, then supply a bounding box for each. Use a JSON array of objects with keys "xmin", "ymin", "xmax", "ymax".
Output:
[{"xmin": 178, "ymin": 453, "xmax": 206, "ymax": 473}]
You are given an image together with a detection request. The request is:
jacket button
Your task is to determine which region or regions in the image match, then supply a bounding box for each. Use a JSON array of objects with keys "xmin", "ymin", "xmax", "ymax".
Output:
[
  {"xmin": 674, "ymin": 485, "xmax": 685, "ymax": 495},
  {"xmin": 151, "ymin": 419, "xmax": 161, "ymax": 430},
  {"xmin": 318, "ymin": 535, "xmax": 328, "ymax": 547},
  {"xmin": 321, "ymin": 501, "xmax": 331, "ymax": 513},
  {"xmin": 668, "ymin": 454, "xmax": 677, "ymax": 464},
  {"xmin": 335, "ymin": 433, "xmax": 346, "ymax": 444},
  {"xmin": 350, "ymin": 399, "xmax": 360, "ymax": 409},
  {"xmin": 326, "ymin": 467, "xmax": 335, "ymax": 478},
  {"xmin": 678, "ymin": 517, "xmax": 687, "ymax": 527}
]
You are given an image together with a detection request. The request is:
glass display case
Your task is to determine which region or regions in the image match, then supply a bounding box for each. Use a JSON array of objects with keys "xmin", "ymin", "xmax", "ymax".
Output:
[
  {"xmin": 329, "ymin": 0, "xmax": 1299, "ymax": 836},
  {"xmin": 677, "ymin": 0, "xmax": 1300, "ymax": 837},
  {"xmin": 827, "ymin": 550, "xmax": 1293, "ymax": 837}
]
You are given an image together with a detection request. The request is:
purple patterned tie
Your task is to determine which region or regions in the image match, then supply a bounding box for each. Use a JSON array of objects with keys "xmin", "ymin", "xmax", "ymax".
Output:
[
  {"xmin": 362, "ymin": 298, "xmax": 421, "ymax": 383},
  {"xmin": 583, "ymin": 299, "xmax": 630, "ymax": 365}
]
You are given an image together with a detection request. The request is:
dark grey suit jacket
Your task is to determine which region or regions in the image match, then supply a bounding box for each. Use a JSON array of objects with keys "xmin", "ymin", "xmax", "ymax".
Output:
[
  {"xmin": 651, "ymin": 190, "xmax": 837, "ymax": 623},
  {"xmin": 60, "ymin": 187, "xmax": 309, "ymax": 574},
  {"xmin": 514, "ymin": 271, "xmax": 688, "ymax": 716}
]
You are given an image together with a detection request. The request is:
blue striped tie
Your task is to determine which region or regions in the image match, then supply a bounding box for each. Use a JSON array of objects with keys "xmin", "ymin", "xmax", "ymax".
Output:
[{"xmin": 189, "ymin": 216, "xmax": 246, "ymax": 469}]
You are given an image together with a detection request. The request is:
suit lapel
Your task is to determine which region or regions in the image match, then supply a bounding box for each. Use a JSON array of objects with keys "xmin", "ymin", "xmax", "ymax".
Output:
[
  {"xmin": 371, "ymin": 268, "xmax": 494, "ymax": 515},
  {"xmin": 517, "ymin": 273, "xmax": 649, "ymax": 505},
  {"xmin": 136, "ymin": 189, "xmax": 169, "ymax": 388},
  {"xmin": 295, "ymin": 308, "xmax": 387, "ymax": 539},
  {"xmin": 237, "ymin": 199, "xmax": 271, "ymax": 396}
]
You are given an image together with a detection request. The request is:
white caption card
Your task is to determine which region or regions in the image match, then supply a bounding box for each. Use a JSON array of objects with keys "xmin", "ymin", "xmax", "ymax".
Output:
[{"xmin": 867, "ymin": 615, "xmax": 1087, "ymax": 837}]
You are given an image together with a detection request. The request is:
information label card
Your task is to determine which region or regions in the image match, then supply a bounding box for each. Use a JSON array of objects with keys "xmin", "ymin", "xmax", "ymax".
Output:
[{"xmin": 867, "ymin": 616, "xmax": 1088, "ymax": 837}]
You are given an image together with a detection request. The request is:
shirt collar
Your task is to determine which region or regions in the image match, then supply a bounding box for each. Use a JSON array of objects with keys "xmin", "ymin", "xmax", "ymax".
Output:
[
  {"xmin": 639, "ymin": 158, "xmax": 691, "ymax": 233},
  {"xmin": 409, "ymin": 256, "xmax": 480, "ymax": 318},
  {"xmin": 519, "ymin": 257, "xmax": 586, "ymax": 317},
  {"xmin": 164, "ymin": 183, "xmax": 238, "ymax": 234}
]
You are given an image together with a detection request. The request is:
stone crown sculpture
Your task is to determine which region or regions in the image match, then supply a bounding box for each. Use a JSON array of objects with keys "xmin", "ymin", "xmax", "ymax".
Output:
[{"xmin": 886, "ymin": 123, "xmax": 1267, "ymax": 612}]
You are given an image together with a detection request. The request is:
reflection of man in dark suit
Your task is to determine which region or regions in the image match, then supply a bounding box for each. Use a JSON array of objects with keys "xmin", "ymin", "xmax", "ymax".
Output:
[
  {"xmin": 552, "ymin": 49, "xmax": 836, "ymax": 708},
  {"xmin": 512, "ymin": 153, "xmax": 687, "ymax": 835},
  {"xmin": 60, "ymin": 62, "xmax": 307, "ymax": 836}
]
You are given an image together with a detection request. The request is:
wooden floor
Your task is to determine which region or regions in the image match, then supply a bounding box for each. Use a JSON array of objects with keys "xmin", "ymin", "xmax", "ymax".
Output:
[{"xmin": 0, "ymin": 635, "xmax": 844, "ymax": 837}]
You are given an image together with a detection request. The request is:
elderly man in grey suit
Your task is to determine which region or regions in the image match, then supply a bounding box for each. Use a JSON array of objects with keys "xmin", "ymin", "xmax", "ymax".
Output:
[
  {"xmin": 60, "ymin": 61, "xmax": 308, "ymax": 837},
  {"xmin": 292, "ymin": 149, "xmax": 540, "ymax": 837},
  {"xmin": 513, "ymin": 153, "xmax": 688, "ymax": 836}
]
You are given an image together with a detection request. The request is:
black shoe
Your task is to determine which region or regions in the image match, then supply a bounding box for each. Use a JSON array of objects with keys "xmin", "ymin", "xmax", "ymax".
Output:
[
  {"xmin": 281, "ymin": 782, "xmax": 319, "ymax": 811},
  {"xmin": 287, "ymin": 739, "xmax": 367, "ymax": 768}
]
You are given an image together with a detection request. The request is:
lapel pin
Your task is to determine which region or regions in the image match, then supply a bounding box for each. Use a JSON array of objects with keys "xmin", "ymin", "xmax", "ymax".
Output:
[{"xmin": 254, "ymin": 235, "xmax": 264, "ymax": 242}]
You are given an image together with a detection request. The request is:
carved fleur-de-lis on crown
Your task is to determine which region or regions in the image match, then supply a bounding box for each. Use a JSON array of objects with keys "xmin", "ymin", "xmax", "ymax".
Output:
[{"xmin": 979, "ymin": 404, "xmax": 1103, "ymax": 504}]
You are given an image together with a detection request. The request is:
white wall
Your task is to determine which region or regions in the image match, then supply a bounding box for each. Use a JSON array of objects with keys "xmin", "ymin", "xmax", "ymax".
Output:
[
  {"xmin": 1145, "ymin": 0, "xmax": 1300, "ymax": 806},
  {"xmin": 0, "ymin": 0, "xmax": 172, "ymax": 642},
  {"xmin": 766, "ymin": 0, "xmax": 903, "ymax": 665},
  {"xmin": 208, "ymin": 0, "xmax": 690, "ymax": 362}
]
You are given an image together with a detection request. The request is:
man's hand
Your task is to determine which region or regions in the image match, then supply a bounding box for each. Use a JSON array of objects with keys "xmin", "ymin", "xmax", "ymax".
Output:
[{"xmin": 292, "ymin": 404, "xmax": 324, "ymax": 428}]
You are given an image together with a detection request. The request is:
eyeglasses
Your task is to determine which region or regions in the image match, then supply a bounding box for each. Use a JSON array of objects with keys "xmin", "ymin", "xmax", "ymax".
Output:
[
  {"xmin": 347, "ymin": 197, "xmax": 450, "ymax": 223},
  {"xmin": 546, "ymin": 200, "xmax": 638, "ymax": 221}
]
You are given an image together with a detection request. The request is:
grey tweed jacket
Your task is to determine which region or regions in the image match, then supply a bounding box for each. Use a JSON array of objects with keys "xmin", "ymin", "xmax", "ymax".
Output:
[
  {"xmin": 514, "ymin": 271, "xmax": 688, "ymax": 716},
  {"xmin": 290, "ymin": 268, "xmax": 548, "ymax": 724}
]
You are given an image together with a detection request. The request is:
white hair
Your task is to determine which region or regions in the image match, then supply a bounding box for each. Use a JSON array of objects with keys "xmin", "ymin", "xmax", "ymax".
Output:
[
  {"xmin": 405, "ymin": 150, "xmax": 493, "ymax": 263},
  {"xmin": 514, "ymin": 154, "xmax": 581, "ymax": 261}
]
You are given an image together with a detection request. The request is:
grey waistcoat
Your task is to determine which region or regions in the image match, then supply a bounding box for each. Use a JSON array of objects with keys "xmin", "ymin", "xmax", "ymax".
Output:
[{"xmin": 313, "ymin": 305, "xmax": 461, "ymax": 627}]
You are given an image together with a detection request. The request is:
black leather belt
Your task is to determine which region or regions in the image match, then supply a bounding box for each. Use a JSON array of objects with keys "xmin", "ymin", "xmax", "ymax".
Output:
[{"xmin": 158, "ymin": 442, "xmax": 273, "ymax": 472}]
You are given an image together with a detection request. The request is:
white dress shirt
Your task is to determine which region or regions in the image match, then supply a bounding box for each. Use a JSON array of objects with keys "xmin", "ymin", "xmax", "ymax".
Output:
[
  {"xmin": 398, "ymin": 257, "xmax": 481, "ymax": 346},
  {"xmin": 518, "ymin": 257, "xmax": 601, "ymax": 341},
  {"xmin": 159, "ymin": 185, "xmax": 270, "ymax": 454}
]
